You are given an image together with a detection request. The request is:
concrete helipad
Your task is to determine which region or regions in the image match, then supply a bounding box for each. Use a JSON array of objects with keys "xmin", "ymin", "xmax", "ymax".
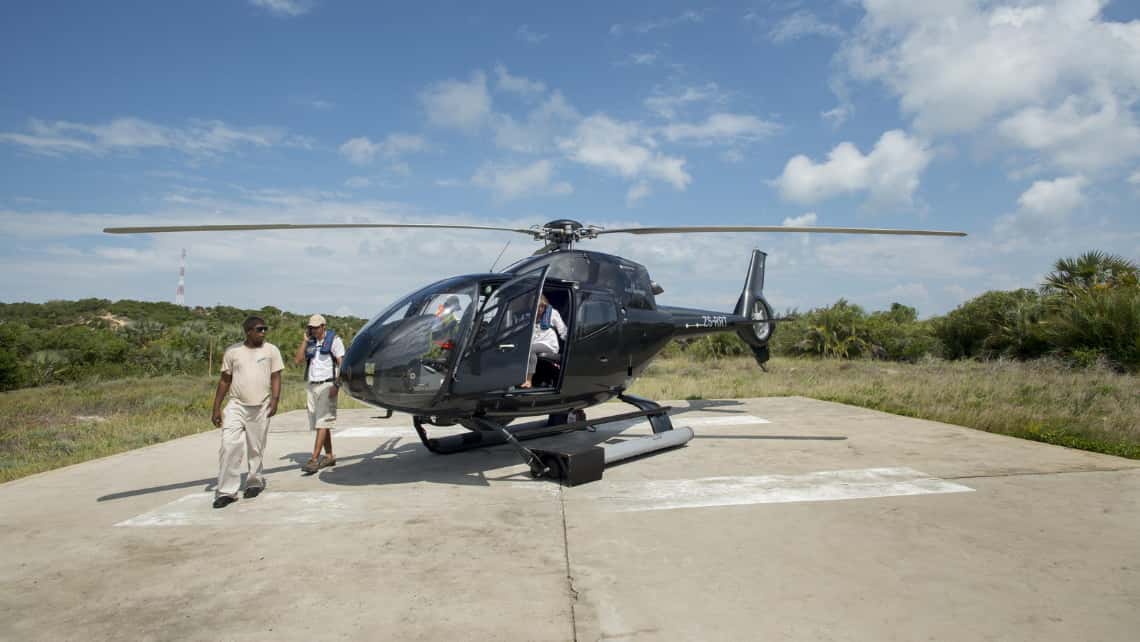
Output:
[{"xmin": 1, "ymin": 397, "xmax": 1137, "ymax": 641}]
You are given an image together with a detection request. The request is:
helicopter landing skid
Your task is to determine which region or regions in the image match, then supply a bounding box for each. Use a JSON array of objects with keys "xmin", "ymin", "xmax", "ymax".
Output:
[{"xmin": 411, "ymin": 396, "xmax": 692, "ymax": 485}]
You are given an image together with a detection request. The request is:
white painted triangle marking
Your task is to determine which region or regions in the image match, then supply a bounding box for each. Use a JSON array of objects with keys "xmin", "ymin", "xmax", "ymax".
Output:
[{"xmin": 574, "ymin": 467, "xmax": 973, "ymax": 512}]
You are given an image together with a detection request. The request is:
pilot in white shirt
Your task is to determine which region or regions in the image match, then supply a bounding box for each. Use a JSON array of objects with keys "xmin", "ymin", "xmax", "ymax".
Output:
[{"xmin": 521, "ymin": 294, "xmax": 566, "ymax": 388}]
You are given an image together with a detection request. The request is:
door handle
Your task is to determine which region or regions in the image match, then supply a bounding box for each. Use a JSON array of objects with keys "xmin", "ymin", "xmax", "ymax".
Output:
[
  {"xmin": 497, "ymin": 344, "xmax": 515, "ymax": 351},
  {"xmin": 598, "ymin": 356, "xmax": 609, "ymax": 363}
]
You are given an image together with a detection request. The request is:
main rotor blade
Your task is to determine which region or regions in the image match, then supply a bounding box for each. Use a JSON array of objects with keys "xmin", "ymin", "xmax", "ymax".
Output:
[
  {"xmin": 596, "ymin": 225, "xmax": 967, "ymax": 237},
  {"xmin": 103, "ymin": 222, "xmax": 536, "ymax": 235}
]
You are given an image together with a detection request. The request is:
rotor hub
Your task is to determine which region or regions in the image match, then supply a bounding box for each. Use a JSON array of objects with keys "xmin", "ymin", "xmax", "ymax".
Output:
[{"xmin": 530, "ymin": 219, "xmax": 601, "ymax": 250}]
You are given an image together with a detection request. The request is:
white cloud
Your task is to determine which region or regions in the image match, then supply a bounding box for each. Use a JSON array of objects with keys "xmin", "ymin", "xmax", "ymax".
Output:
[
  {"xmin": 380, "ymin": 133, "xmax": 427, "ymax": 156},
  {"xmin": 822, "ymin": 78, "xmax": 854, "ymax": 127},
  {"xmin": 1018, "ymin": 175, "xmax": 1089, "ymax": 216},
  {"xmin": 471, "ymin": 159, "xmax": 572, "ymax": 201},
  {"xmin": 626, "ymin": 182, "xmax": 652, "ymax": 207},
  {"xmin": 645, "ymin": 83, "xmax": 726, "ymax": 119},
  {"xmin": 293, "ymin": 97, "xmax": 333, "ymax": 110},
  {"xmin": 492, "ymin": 90, "xmax": 580, "ymax": 154},
  {"xmin": 774, "ymin": 129, "xmax": 933, "ymax": 207},
  {"xmin": 338, "ymin": 133, "xmax": 426, "ymax": 165},
  {"xmin": 821, "ymin": 105, "xmax": 853, "ymax": 127},
  {"xmin": 994, "ymin": 175, "xmax": 1089, "ymax": 238},
  {"xmin": 420, "ymin": 71, "xmax": 492, "ymax": 132},
  {"xmin": 339, "ymin": 138, "xmax": 379, "ymax": 165},
  {"xmin": 249, "ymin": 0, "xmax": 313, "ymax": 17},
  {"xmin": 661, "ymin": 113, "xmax": 780, "ymax": 145},
  {"xmin": 0, "ymin": 117, "xmax": 297, "ymax": 158},
  {"xmin": 515, "ymin": 25, "xmax": 548, "ymax": 44},
  {"xmin": 769, "ymin": 10, "xmax": 843, "ymax": 43},
  {"xmin": 493, "ymin": 64, "xmax": 546, "ymax": 98},
  {"xmin": 558, "ymin": 114, "xmax": 691, "ymax": 190},
  {"xmin": 0, "ymin": 202, "xmax": 555, "ymax": 315},
  {"xmin": 344, "ymin": 177, "xmax": 372, "ymax": 189},
  {"xmin": 628, "ymin": 52, "xmax": 659, "ymax": 66},
  {"xmin": 782, "ymin": 212, "xmax": 818, "ymax": 227},
  {"xmin": 1129, "ymin": 170, "xmax": 1140, "ymax": 185},
  {"xmin": 840, "ymin": 0, "xmax": 1140, "ymax": 174},
  {"xmin": 998, "ymin": 90, "xmax": 1140, "ymax": 171},
  {"xmin": 878, "ymin": 282, "xmax": 930, "ymax": 303},
  {"xmin": 721, "ymin": 149, "xmax": 745, "ymax": 163},
  {"xmin": 611, "ymin": 10, "xmax": 705, "ymax": 36},
  {"xmin": 813, "ymin": 236, "xmax": 985, "ymax": 279}
]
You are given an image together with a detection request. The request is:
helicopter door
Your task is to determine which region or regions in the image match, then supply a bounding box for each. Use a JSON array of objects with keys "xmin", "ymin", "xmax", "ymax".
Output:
[{"xmin": 451, "ymin": 267, "xmax": 548, "ymax": 395}]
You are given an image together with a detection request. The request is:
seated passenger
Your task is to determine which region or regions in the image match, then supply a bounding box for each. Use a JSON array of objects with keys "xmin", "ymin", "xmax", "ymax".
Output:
[
  {"xmin": 426, "ymin": 295, "xmax": 464, "ymax": 361},
  {"xmin": 434, "ymin": 295, "xmax": 463, "ymax": 332},
  {"xmin": 521, "ymin": 294, "xmax": 567, "ymax": 389}
]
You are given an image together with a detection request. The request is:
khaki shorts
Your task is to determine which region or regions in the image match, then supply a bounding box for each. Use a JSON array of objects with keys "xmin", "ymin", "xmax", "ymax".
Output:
[{"xmin": 306, "ymin": 381, "xmax": 338, "ymax": 431}]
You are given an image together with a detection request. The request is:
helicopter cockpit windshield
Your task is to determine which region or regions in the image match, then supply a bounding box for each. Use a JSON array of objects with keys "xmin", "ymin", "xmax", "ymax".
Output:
[{"xmin": 343, "ymin": 278, "xmax": 477, "ymax": 409}]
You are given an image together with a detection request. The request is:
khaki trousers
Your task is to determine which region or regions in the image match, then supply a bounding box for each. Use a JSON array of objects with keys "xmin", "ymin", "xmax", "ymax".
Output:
[{"xmin": 216, "ymin": 400, "xmax": 271, "ymax": 498}]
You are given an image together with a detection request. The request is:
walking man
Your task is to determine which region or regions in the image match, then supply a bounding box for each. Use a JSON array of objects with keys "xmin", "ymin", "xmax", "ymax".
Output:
[
  {"xmin": 294, "ymin": 314, "xmax": 345, "ymax": 474},
  {"xmin": 211, "ymin": 316, "xmax": 283, "ymax": 509}
]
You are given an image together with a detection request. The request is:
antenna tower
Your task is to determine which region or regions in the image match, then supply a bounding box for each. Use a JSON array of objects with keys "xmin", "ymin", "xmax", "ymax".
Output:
[{"xmin": 175, "ymin": 249, "xmax": 186, "ymax": 306}]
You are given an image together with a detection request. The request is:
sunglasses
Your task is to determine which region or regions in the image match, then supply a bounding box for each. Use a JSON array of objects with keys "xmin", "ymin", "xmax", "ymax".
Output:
[{"xmin": 252, "ymin": 326, "xmax": 269, "ymax": 333}]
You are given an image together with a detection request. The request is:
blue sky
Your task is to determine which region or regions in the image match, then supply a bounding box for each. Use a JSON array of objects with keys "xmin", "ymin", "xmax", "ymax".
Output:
[{"xmin": 2, "ymin": 0, "xmax": 1139, "ymax": 319}]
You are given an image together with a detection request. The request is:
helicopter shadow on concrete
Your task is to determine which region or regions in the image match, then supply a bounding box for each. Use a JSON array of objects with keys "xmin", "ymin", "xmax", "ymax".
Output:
[
  {"xmin": 281, "ymin": 436, "xmax": 536, "ymax": 488},
  {"xmin": 307, "ymin": 403, "xmax": 847, "ymax": 488},
  {"xmin": 96, "ymin": 403, "xmax": 846, "ymax": 500},
  {"xmin": 302, "ymin": 423, "xmax": 625, "ymax": 488}
]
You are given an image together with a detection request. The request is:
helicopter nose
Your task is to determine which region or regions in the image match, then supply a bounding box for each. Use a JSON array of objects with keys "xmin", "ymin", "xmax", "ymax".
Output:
[{"xmin": 340, "ymin": 334, "xmax": 379, "ymax": 405}]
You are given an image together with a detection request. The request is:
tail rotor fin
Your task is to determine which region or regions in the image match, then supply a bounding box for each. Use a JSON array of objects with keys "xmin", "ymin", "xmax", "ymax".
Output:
[{"xmin": 734, "ymin": 249, "xmax": 775, "ymax": 366}]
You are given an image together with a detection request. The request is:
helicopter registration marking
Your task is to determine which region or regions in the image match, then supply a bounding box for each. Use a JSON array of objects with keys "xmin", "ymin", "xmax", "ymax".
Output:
[{"xmin": 685, "ymin": 315, "xmax": 728, "ymax": 329}]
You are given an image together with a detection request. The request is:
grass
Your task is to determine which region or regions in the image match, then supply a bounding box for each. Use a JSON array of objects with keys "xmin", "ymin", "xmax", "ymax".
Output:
[
  {"xmin": 2, "ymin": 356, "xmax": 1138, "ymax": 483},
  {"xmin": 630, "ymin": 356, "xmax": 1140, "ymax": 459},
  {"xmin": 0, "ymin": 369, "xmax": 367, "ymax": 483}
]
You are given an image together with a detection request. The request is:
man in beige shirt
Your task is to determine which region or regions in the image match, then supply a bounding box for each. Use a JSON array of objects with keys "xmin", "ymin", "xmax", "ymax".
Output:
[{"xmin": 210, "ymin": 316, "xmax": 284, "ymax": 509}]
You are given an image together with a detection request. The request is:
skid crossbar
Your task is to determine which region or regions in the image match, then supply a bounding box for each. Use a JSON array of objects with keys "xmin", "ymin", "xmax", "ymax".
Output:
[{"xmin": 412, "ymin": 395, "xmax": 693, "ymax": 485}]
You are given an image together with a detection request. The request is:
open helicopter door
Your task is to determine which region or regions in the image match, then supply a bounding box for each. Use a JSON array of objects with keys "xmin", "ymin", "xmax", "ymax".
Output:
[{"xmin": 451, "ymin": 266, "xmax": 548, "ymax": 395}]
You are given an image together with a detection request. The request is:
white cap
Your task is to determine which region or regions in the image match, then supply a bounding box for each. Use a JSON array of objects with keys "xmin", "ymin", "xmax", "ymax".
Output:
[{"xmin": 307, "ymin": 314, "xmax": 326, "ymax": 327}]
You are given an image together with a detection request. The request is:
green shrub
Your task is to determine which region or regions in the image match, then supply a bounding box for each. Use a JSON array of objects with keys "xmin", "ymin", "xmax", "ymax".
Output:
[
  {"xmin": 661, "ymin": 334, "xmax": 750, "ymax": 361},
  {"xmin": 933, "ymin": 289, "xmax": 1048, "ymax": 360},
  {"xmin": 0, "ymin": 348, "xmax": 21, "ymax": 390},
  {"xmin": 784, "ymin": 299, "xmax": 870, "ymax": 359},
  {"xmin": 1044, "ymin": 287, "xmax": 1140, "ymax": 372},
  {"xmin": 1042, "ymin": 251, "xmax": 1139, "ymax": 296},
  {"xmin": 868, "ymin": 317, "xmax": 943, "ymax": 362}
]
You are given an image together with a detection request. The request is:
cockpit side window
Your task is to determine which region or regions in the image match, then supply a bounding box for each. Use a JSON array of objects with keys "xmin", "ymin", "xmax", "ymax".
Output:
[
  {"xmin": 624, "ymin": 264, "xmax": 655, "ymax": 310},
  {"xmin": 468, "ymin": 279, "xmax": 535, "ymax": 351},
  {"xmin": 578, "ymin": 292, "xmax": 617, "ymax": 338}
]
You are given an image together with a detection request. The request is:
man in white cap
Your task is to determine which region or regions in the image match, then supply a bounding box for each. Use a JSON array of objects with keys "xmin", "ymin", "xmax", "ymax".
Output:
[{"xmin": 293, "ymin": 314, "xmax": 346, "ymax": 474}]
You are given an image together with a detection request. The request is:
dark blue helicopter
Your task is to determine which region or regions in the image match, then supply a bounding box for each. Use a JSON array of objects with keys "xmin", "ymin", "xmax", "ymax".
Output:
[{"xmin": 105, "ymin": 219, "xmax": 965, "ymax": 483}]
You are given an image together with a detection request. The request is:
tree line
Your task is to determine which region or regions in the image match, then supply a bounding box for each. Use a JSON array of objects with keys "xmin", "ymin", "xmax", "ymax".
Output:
[
  {"xmin": 667, "ymin": 251, "xmax": 1140, "ymax": 373},
  {"xmin": 2, "ymin": 251, "xmax": 1137, "ymax": 391},
  {"xmin": 0, "ymin": 300, "xmax": 366, "ymax": 390}
]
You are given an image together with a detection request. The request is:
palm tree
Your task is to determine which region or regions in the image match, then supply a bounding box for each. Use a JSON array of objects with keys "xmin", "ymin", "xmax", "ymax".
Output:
[{"xmin": 1041, "ymin": 251, "xmax": 1139, "ymax": 296}]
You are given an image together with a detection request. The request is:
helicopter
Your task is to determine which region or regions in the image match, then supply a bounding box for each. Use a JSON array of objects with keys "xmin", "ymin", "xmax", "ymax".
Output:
[{"xmin": 104, "ymin": 219, "xmax": 966, "ymax": 484}]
